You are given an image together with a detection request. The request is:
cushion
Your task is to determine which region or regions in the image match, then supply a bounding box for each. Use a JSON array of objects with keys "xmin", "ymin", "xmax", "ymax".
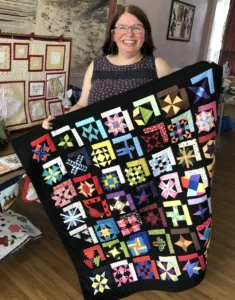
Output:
[
  {"xmin": 0, "ymin": 174, "xmax": 23, "ymax": 212},
  {"xmin": 12, "ymin": 61, "xmax": 222, "ymax": 299},
  {"xmin": 0, "ymin": 209, "xmax": 42, "ymax": 263},
  {"xmin": 0, "ymin": 153, "xmax": 23, "ymax": 176}
]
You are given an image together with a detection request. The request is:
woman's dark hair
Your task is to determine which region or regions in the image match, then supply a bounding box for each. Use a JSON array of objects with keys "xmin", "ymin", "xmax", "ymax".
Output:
[{"xmin": 102, "ymin": 5, "xmax": 156, "ymax": 56}]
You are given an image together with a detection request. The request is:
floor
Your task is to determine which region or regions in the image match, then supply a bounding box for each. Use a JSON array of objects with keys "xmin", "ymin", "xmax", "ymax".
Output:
[{"xmin": 0, "ymin": 106, "xmax": 235, "ymax": 300}]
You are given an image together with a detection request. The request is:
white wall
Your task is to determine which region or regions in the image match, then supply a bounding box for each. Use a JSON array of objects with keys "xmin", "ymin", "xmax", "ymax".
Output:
[{"xmin": 126, "ymin": 0, "xmax": 216, "ymax": 68}]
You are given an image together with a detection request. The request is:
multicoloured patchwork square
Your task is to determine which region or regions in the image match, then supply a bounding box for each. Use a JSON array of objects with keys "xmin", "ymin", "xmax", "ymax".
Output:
[
  {"xmin": 51, "ymin": 179, "xmax": 77, "ymax": 208},
  {"xmin": 156, "ymin": 85, "xmax": 190, "ymax": 118},
  {"xmin": 167, "ymin": 110, "xmax": 195, "ymax": 143},
  {"xmin": 177, "ymin": 139, "xmax": 202, "ymax": 169},
  {"xmin": 101, "ymin": 172, "xmax": 121, "ymax": 191},
  {"xmin": 110, "ymin": 260, "xmax": 138, "ymax": 287},
  {"xmin": 94, "ymin": 218, "xmax": 119, "ymax": 242},
  {"xmin": 141, "ymin": 122, "xmax": 168, "ymax": 153},
  {"xmin": 126, "ymin": 232, "xmax": 151, "ymax": 256},
  {"xmin": 106, "ymin": 191, "xmax": 136, "ymax": 215},
  {"xmin": 31, "ymin": 134, "xmax": 56, "ymax": 162},
  {"xmin": 149, "ymin": 147, "xmax": 176, "ymax": 176},
  {"xmin": 75, "ymin": 117, "xmax": 108, "ymax": 142},
  {"xmin": 83, "ymin": 245, "xmax": 106, "ymax": 269},
  {"xmin": 125, "ymin": 158, "xmax": 150, "ymax": 186},
  {"xmin": 101, "ymin": 107, "xmax": 134, "ymax": 136},
  {"xmin": 133, "ymin": 255, "xmax": 159, "ymax": 280},
  {"xmin": 157, "ymin": 259, "xmax": 179, "ymax": 281},
  {"xmin": 133, "ymin": 95, "xmax": 160, "ymax": 126},
  {"xmin": 91, "ymin": 140, "xmax": 116, "ymax": 168},
  {"xmin": 159, "ymin": 172, "xmax": 182, "ymax": 199},
  {"xmin": 117, "ymin": 212, "xmax": 142, "ymax": 236},
  {"xmin": 140, "ymin": 203, "xmax": 167, "ymax": 228},
  {"xmin": 73, "ymin": 173, "xmax": 103, "ymax": 198},
  {"xmin": 102, "ymin": 239, "xmax": 130, "ymax": 261}
]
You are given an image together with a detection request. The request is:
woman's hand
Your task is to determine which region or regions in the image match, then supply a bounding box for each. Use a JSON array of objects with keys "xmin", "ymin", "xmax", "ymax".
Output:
[{"xmin": 42, "ymin": 115, "xmax": 55, "ymax": 130}]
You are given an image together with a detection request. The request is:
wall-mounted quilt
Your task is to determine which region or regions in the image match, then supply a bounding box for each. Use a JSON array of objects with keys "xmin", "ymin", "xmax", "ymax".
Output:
[
  {"xmin": 0, "ymin": 34, "xmax": 71, "ymax": 131},
  {"xmin": 12, "ymin": 61, "xmax": 222, "ymax": 300}
]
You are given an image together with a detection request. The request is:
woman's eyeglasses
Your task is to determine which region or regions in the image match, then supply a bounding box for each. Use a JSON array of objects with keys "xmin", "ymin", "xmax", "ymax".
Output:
[{"xmin": 113, "ymin": 24, "xmax": 145, "ymax": 34}]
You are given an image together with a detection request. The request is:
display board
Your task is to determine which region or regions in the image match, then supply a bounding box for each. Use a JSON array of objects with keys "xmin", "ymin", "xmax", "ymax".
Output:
[{"xmin": 0, "ymin": 33, "xmax": 72, "ymax": 131}]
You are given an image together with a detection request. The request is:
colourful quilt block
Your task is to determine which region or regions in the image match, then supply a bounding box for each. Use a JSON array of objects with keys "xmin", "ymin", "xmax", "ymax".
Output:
[
  {"xmin": 170, "ymin": 228, "xmax": 200, "ymax": 253},
  {"xmin": 75, "ymin": 117, "xmax": 108, "ymax": 142},
  {"xmin": 149, "ymin": 147, "xmax": 176, "ymax": 176},
  {"xmin": 140, "ymin": 122, "xmax": 169, "ymax": 155},
  {"xmin": 133, "ymin": 255, "xmax": 160, "ymax": 280},
  {"xmin": 101, "ymin": 239, "xmax": 130, "ymax": 261},
  {"xmin": 178, "ymin": 252, "xmax": 206, "ymax": 278},
  {"xmin": 101, "ymin": 107, "xmax": 134, "ymax": 136},
  {"xmin": 148, "ymin": 229, "xmax": 175, "ymax": 254},
  {"xmin": 126, "ymin": 231, "xmax": 151, "ymax": 257},
  {"xmin": 133, "ymin": 95, "xmax": 161, "ymax": 126},
  {"xmin": 42, "ymin": 157, "xmax": 67, "ymax": 185},
  {"xmin": 117, "ymin": 212, "xmax": 142, "ymax": 236},
  {"xmin": 51, "ymin": 179, "xmax": 77, "ymax": 208},
  {"xmin": 83, "ymin": 196, "xmax": 111, "ymax": 218},
  {"xmin": 51, "ymin": 125, "xmax": 84, "ymax": 147},
  {"xmin": 94, "ymin": 218, "xmax": 119, "ymax": 242},
  {"xmin": 177, "ymin": 139, "xmax": 202, "ymax": 169},
  {"xmin": 110, "ymin": 259, "xmax": 138, "ymax": 287},
  {"xmin": 163, "ymin": 200, "xmax": 192, "ymax": 227},
  {"xmin": 83, "ymin": 245, "xmax": 106, "ymax": 269},
  {"xmin": 112, "ymin": 133, "xmax": 143, "ymax": 159},
  {"xmin": 90, "ymin": 271, "xmax": 111, "ymax": 296},
  {"xmin": 157, "ymin": 256, "xmax": 181, "ymax": 281},
  {"xmin": 139, "ymin": 203, "xmax": 167, "ymax": 228},
  {"xmin": 167, "ymin": 110, "xmax": 195, "ymax": 143},
  {"xmin": 196, "ymin": 217, "xmax": 212, "ymax": 248},
  {"xmin": 31, "ymin": 134, "xmax": 56, "ymax": 162},
  {"xmin": 60, "ymin": 201, "xmax": 87, "ymax": 230},
  {"xmin": 91, "ymin": 140, "xmax": 116, "ymax": 168},
  {"xmin": 106, "ymin": 191, "xmax": 136, "ymax": 215},
  {"xmin": 125, "ymin": 158, "xmax": 150, "ymax": 186},
  {"xmin": 101, "ymin": 165, "xmax": 125, "ymax": 191},
  {"xmin": 159, "ymin": 172, "xmax": 182, "ymax": 199},
  {"xmin": 203, "ymin": 139, "xmax": 216, "ymax": 159},
  {"xmin": 73, "ymin": 173, "xmax": 103, "ymax": 198},
  {"xmin": 189, "ymin": 68, "xmax": 215, "ymax": 103},
  {"xmin": 156, "ymin": 85, "xmax": 190, "ymax": 118}
]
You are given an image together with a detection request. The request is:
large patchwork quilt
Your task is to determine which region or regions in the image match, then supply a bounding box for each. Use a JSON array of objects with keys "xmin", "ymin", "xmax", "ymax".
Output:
[{"xmin": 12, "ymin": 61, "xmax": 222, "ymax": 299}]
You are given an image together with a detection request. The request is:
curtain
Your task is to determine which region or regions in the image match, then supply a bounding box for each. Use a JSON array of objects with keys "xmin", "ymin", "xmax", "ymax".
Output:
[
  {"xmin": 218, "ymin": 0, "xmax": 235, "ymax": 74},
  {"xmin": 207, "ymin": 0, "xmax": 231, "ymax": 63}
]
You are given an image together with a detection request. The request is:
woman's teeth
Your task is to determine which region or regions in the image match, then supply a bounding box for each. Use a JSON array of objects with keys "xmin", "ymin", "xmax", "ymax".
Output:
[{"xmin": 123, "ymin": 40, "xmax": 136, "ymax": 44}]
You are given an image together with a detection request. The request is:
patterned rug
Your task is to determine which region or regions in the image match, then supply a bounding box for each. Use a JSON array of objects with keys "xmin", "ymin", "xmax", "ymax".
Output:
[{"xmin": 12, "ymin": 61, "xmax": 222, "ymax": 299}]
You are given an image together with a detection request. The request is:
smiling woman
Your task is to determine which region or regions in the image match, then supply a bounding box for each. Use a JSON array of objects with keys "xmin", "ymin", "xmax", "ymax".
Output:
[{"xmin": 42, "ymin": 4, "xmax": 172, "ymax": 130}]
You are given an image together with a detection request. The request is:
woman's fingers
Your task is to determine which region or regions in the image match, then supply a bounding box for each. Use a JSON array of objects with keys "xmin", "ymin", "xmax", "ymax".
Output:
[{"xmin": 42, "ymin": 115, "xmax": 55, "ymax": 130}]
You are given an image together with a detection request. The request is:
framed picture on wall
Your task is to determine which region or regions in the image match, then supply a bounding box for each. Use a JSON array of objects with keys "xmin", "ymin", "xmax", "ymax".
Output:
[
  {"xmin": 45, "ymin": 45, "xmax": 65, "ymax": 71},
  {"xmin": 29, "ymin": 81, "xmax": 45, "ymax": 97},
  {"xmin": 29, "ymin": 55, "xmax": 44, "ymax": 72},
  {"xmin": 167, "ymin": 0, "xmax": 196, "ymax": 42},
  {"xmin": 46, "ymin": 72, "xmax": 66, "ymax": 99},
  {"xmin": 14, "ymin": 43, "xmax": 29, "ymax": 60},
  {"xmin": 0, "ymin": 44, "xmax": 11, "ymax": 71}
]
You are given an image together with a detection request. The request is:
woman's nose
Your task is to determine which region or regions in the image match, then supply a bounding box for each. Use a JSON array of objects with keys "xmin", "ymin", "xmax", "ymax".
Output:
[{"xmin": 125, "ymin": 27, "xmax": 134, "ymax": 36}]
